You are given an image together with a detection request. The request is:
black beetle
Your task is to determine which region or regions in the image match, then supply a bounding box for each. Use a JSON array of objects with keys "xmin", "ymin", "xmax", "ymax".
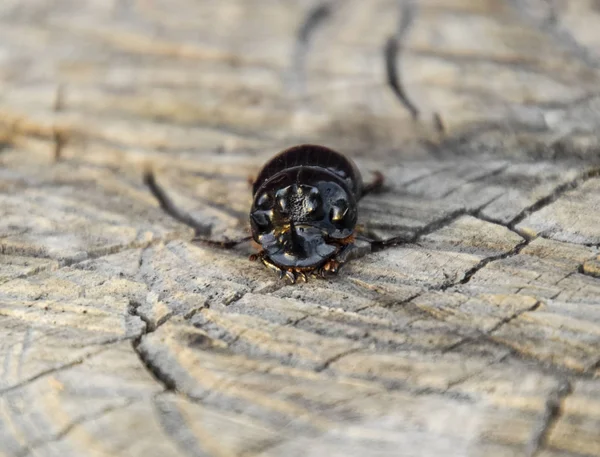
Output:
[{"xmin": 145, "ymin": 144, "xmax": 383, "ymax": 283}]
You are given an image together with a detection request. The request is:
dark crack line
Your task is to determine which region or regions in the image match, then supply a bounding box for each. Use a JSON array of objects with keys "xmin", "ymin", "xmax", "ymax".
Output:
[
  {"xmin": 0, "ymin": 348, "xmax": 108, "ymax": 397},
  {"xmin": 129, "ymin": 301, "xmax": 177, "ymax": 392},
  {"xmin": 315, "ymin": 347, "xmax": 362, "ymax": 372},
  {"xmin": 144, "ymin": 170, "xmax": 212, "ymax": 237},
  {"xmin": 439, "ymin": 298, "xmax": 600, "ymax": 382},
  {"xmin": 442, "ymin": 300, "xmax": 541, "ymax": 357},
  {"xmin": 128, "ymin": 299, "xmax": 156, "ymax": 332},
  {"xmin": 442, "ymin": 238, "xmax": 531, "ymax": 290},
  {"xmin": 289, "ymin": 314, "xmax": 310, "ymax": 327},
  {"xmin": 367, "ymin": 194, "xmax": 504, "ymax": 256},
  {"xmin": 538, "ymin": 233, "xmax": 600, "ymax": 251},
  {"xmin": 445, "ymin": 352, "xmax": 511, "ymax": 390},
  {"xmin": 17, "ymin": 400, "xmax": 138, "ymax": 457},
  {"xmin": 432, "ymin": 112, "xmax": 445, "ymax": 134},
  {"xmin": 489, "ymin": 300, "xmax": 542, "ymax": 335},
  {"xmin": 586, "ymin": 357, "xmax": 600, "ymax": 374},
  {"xmin": 395, "ymin": 163, "xmax": 457, "ymax": 189},
  {"xmin": 508, "ymin": 167, "xmax": 600, "ymax": 229},
  {"xmin": 384, "ymin": 0, "xmax": 420, "ymax": 119},
  {"xmin": 0, "ymin": 234, "xmax": 184, "ymax": 289},
  {"xmin": 472, "ymin": 211, "xmax": 526, "ymax": 239},
  {"xmin": 0, "ymin": 261, "xmax": 58, "ymax": 287},
  {"xmin": 52, "ymin": 130, "xmax": 66, "ymax": 163},
  {"xmin": 153, "ymin": 394, "xmax": 225, "ymax": 457},
  {"xmin": 52, "ymin": 84, "xmax": 66, "ymax": 162},
  {"xmin": 64, "ymin": 237, "xmax": 175, "ymax": 268},
  {"xmin": 132, "ymin": 338, "xmax": 177, "ymax": 392},
  {"xmin": 437, "ymin": 164, "xmax": 509, "ymax": 199},
  {"xmin": 370, "ymin": 208, "xmax": 469, "ymax": 252},
  {"xmin": 297, "ymin": 3, "xmax": 331, "ymax": 44},
  {"xmin": 527, "ymin": 378, "xmax": 573, "ymax": 457},
  {"xmin": 288, "ymin": 2, "xmax": 332, "ymax": 93}
]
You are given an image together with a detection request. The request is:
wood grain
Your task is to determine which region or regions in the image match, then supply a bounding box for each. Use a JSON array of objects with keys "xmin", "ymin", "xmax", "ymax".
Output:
[{"xmin": 1, "ymin": 1, "xmax": 599, "ymax": 456}]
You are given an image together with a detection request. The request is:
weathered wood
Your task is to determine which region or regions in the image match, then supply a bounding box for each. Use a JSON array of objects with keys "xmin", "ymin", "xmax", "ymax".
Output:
[{"xmin": 1, "ymin": 1, "xmax": 600, "ymax": 456}]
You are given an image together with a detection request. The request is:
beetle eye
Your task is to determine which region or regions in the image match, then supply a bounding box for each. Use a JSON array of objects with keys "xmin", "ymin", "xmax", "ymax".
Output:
[
  {"xmin": 329, "ymin": 199, "xmax": 349, "ymax": 223},
  {"xmin": 304, "ymin": 188, "xmax": 322, "ymax": 214},
  {"xmin": 275, "ymin": 187, "xmax": 290, "ymax": 213},
  {"xmin": 256, "ymin": 193, "xmax": 272, "ymax": 210},
  {"xmin": 250, "ymin": 210, "xmax": 273, "ymax": 231}
]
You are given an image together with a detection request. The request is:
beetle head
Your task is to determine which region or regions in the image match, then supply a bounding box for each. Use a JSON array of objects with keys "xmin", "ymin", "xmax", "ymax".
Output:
[{"xmin": 250, "ymin": 178, "xmax": 357, "ymax": 269}]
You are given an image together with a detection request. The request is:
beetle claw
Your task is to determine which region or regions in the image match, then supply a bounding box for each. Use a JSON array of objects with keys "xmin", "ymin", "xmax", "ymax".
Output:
[
  {"xmin": 285, "ymin": 271, "xmax": 296, "ymax": 284},
  {"xmin": 297, "ymin": 271, "xmax": 308, "ymax": 283},
  {"xmin": 285, "ymin": 270, "xmax": 297, "ymax": 284},
  {"xmin": 259, "ymin": 254, "xmax": 287, "ymax": 280}
]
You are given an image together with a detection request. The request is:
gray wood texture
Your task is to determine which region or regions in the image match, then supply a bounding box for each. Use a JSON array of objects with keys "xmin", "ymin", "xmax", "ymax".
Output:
[{"xmin": 1, "ymin": 1, "xmax": 600, "ymax": 456}]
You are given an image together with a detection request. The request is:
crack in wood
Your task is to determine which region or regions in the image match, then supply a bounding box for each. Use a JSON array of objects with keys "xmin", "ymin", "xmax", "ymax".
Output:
[
  {"xmin": 288, "ymin": 2, "xmax": 332, "ymax": 94},
  {"xmin": 398, "ymin": 164, "xmax": 457, "ymax": 188},
  {"xmin": 445, "ymin": 352, "xmax": 510, "ymax": 390},
  {"xmin": 1, "ymin": 236, "xmax": 177, "ymax": 277},
  {"xmin": 131, "ymin": 338, "xmax": 177, "ymax": 392},
  {"xmin": 508, "ymin": 167, "xmax": 600, "ymax": 230},
  {"xmin": 315, "ymin": 347, "xmax": 363, "ymax": 372},
  {"xmin": 65, "ymin": 237, "xmax": 182, "ymax": 268},
  {"xmin": 0, "ymin": 348, "xmax": 108, "ymax": 397},
  {"xmin": 444, "ymin": 238, "xmax": 531, "ymax": 289},
  {"xmin": 2, "ymin": 2, "xmax": 600, "ymax": 454},
  {"xmin": 365, "ymin": 195, "xmax": 508, "ymax": 266},
  {"xmin": 472, "ymin": 211, "xmax": 528, "ymax": 239},
  {"xmin": 129, "ymin": 305, "xmax": 177, "ymax": 392},
  {"xmin": 586, "ymin": 357, "xmax": 600, "ymax": 375},
  {"xmin": 488, "ymin": 300, "xmax": 542, "ymax": 335},
  {"xmin": 16, "ymin": 400, "xmax": 138, "ymax": 457},
  {"xmin": 526, "ymin": 378, "xmax": 573, "ymax": 457},
  {"xmin": 297, "ymin": 3, "xmax": 331, "ymax": 45},
  {"xmin": 143, "ymin": 170, "xmax": 213, "ymax": 237},
  {"xmin": 440, "ymin": 299, "xmax": 541, "ymax": 355},
  {"xmin": 384, "ymin": 0, "xmax": 420, "ymax": 119},
  {"xmin": 437, "ymin": 164, "xmax": 509, "ymax": 199},
  {"xmin": 53, "ymin": 85, "xmax": 67, "ymax": 162}
]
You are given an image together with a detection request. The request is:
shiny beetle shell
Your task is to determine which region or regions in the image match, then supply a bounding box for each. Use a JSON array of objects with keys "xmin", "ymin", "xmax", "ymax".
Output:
[{"xmin": 250, "ymin": 144, "xmax": 363, "ymax": 273}]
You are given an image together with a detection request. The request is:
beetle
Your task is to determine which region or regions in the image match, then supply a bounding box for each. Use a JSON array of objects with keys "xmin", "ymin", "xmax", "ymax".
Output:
[{"xmin": 145, "ymin": 144, "xmax": 384, "ymax": 283}]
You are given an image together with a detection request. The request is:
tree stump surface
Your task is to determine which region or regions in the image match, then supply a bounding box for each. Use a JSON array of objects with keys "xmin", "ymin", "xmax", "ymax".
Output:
[{"xmin": 1, "ymin": 1, "xmax": 600, "ymax": 456}]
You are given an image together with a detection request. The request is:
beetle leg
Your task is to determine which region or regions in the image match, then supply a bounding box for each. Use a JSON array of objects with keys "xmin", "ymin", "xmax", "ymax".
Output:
[
  {"xmin": 296, "ymin": 271, "xmax": 308, "ymax": 283},
  {"xmin": 284, "ymin": 269, "xmax": 297, "ymax": 284},
  {"xmin": 318, "ymin": 243, "xmax": 360, "ymax": 277},
  {"xmin": 360, "ymin": 171, "xmax": 384, "ymax": 199},
  {"xmin": 252, "ymin": 252, "xmax": 285, "ymax": 279},
  {"xmin": 263, "ymin": 259, "xmax": 285, "ymax": 280},
  {"xmin": 324, "ymin": 259, "xmax": 340, "ymax": 274}
]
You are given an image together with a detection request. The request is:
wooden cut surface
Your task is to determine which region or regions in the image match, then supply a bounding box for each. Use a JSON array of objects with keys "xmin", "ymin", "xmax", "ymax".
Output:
[{"xmin": 1, "ymin": 1, "xmax": 600, "ymax": 456}]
